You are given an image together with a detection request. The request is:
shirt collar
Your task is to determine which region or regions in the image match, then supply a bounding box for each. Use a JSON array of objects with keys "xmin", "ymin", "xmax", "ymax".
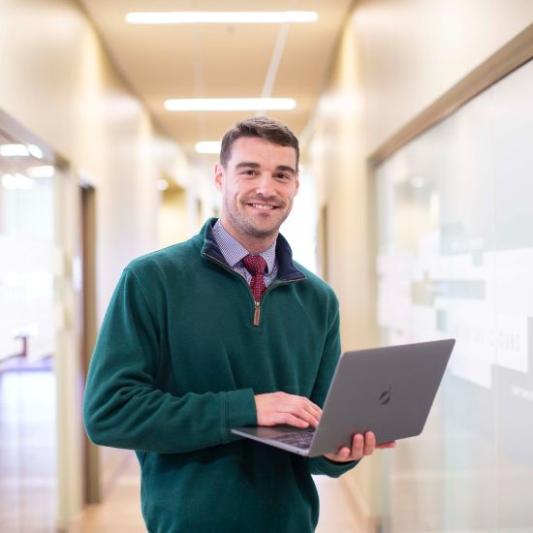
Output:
[{"xmin": 212, "ymin": 219, "xmax": 277, "ymax": 274}]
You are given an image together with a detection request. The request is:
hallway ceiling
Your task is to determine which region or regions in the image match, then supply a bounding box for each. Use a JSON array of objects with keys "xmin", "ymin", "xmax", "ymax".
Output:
[{"xmin": 79, "ymin": 0, "xmax": 353, "ymax": 158}]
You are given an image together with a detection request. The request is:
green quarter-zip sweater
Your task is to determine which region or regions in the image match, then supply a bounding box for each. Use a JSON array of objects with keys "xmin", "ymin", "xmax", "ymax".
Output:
[{"xmin": 84, "ymin": 218, "xmax": 358, "ymax": 533}]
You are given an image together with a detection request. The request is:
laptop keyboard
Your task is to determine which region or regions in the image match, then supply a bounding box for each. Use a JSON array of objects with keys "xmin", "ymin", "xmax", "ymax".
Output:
[{"xmin": 271, "ymin": 429, "xmax": 315, "ymax": 449}]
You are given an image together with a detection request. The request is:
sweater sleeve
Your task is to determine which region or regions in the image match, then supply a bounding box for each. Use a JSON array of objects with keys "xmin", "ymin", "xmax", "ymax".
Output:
[
  {"xmin": 83, "ymin": 267, "xmax": 257, "ymax": 454},
  {"xmin": 306, "ymin": 294, "xmax": 359, "ymax": 477}
]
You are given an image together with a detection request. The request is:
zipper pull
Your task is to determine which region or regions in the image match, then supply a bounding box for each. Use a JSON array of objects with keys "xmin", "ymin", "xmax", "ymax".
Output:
[{"xmin": 253, "ymin": 300, "xmax": 261, "ymax": 326}]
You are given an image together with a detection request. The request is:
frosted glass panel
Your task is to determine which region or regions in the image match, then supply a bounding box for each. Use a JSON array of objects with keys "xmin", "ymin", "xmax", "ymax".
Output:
[
  {"xmin": 0, "ymin": 129, "xmax": 58, "ymax": 531},
  {"xmin": 0, "ymin": 143, "xmax": 55, "ymax": 362},
  {"xmin": 376, "ymin": 59, "xmax": 533, "ymax": 531}
]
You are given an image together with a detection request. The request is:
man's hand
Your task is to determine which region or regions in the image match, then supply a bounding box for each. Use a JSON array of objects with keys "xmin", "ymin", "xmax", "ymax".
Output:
[
  {"xmin": 255, "ymin": 392, "xmax": 322, "ymax": 428},
  {"xmin": 255, "ymin": 393, "xmax": 396, "ymax": 461},
  {"xmin": 324, "ymin": 431, "xmax": 396, "ymax": 462}
]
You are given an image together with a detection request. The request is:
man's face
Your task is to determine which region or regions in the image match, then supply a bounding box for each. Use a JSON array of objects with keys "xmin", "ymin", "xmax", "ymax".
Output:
[{"xmin": 215, "ymin": 136, "xmax": 299, "ymax": 243}]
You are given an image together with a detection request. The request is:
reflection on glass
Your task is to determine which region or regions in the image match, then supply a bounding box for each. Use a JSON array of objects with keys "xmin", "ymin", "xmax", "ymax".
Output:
[
  {"xmin": 0, "ymin": 128, "xmax": 57, "ymax": 530},
  {"xmin": 376, "ymin": 60, "xmax": 533, "ymax": 531}
]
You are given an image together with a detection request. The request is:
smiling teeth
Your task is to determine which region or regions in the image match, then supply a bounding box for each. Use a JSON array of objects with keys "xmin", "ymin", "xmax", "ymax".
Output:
[{"xmin": 251, "ymin": 204, "xmax": 275, "ymax": 210}]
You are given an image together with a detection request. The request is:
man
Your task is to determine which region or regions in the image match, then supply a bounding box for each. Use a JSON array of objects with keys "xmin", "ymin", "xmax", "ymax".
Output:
[{"xmin": 84, "ymin": 117, "xmax": 395, "ymax": 532}]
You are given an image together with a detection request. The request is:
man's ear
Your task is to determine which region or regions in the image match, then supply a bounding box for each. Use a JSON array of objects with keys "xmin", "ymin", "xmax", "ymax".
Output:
[{"xmin": 214, "ymin": 163, "xmax": 224, "ymax": 190}]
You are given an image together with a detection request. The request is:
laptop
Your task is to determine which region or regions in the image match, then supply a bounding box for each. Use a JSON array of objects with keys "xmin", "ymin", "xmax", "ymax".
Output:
[{"xmin": 231, "ymin": 338, "xmax": 455, "ymax": 457}]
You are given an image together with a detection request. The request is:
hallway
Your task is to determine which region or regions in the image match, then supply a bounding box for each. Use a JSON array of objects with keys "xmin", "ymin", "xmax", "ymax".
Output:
[{"xmin": 2, "ymin": 1, "xmax": 533, "ymax": 530}]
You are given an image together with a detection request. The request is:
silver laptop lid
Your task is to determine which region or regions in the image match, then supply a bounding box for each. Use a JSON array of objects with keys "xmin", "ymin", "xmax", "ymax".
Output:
[{"xmin": 308, "ymin": 338, "xmax": 455, "ymax": 456}]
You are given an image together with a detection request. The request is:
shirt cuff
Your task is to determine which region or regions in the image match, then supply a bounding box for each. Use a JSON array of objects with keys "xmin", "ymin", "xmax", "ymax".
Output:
[
  {"xmin": 224, "ymin": 388, "xmax": 257, "ymax": 441},
  {"xmin": 309, "ymin": 456, "xmax": 359, "ymax": 478}
]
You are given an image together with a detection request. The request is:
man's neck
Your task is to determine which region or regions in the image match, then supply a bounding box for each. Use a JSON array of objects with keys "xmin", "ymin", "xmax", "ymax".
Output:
[{"xmin": 219, "ymin": 219, "xmax": 277, "ymax": 254}]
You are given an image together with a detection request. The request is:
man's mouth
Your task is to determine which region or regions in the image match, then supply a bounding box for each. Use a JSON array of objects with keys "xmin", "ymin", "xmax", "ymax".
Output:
[{"xmin": 246, "ymin": 202, "xmax": 279, "ymax": 210}]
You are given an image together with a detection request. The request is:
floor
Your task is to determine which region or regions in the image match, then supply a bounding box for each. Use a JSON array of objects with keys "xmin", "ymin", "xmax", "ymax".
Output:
[
  {"xmin": 71, "ymin": 452, "xmax": 373, "ymax": 532},
  {"xmin": 0, "ymin": 357, "xmax": 56, "ymax": 533}
]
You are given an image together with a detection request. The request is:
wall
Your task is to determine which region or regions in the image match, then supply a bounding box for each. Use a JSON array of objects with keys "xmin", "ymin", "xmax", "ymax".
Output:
[
  {"xmin": 375, "ymin": 60, "xmax": 533, "ymax": 530},
  {"xmin": 305, "ymin": 21, "xmax": 380, "ymax": 521},
  {"xmin": 159, "ymin": 185, "xmax": 189, "ymax": 248},
  {"xmin": 354, "ymin": 0, "xmax": 533, "ymax": 153},
  {"xmin": 305, "ymin": 0, "xmax": 533, "ymax": 523}
]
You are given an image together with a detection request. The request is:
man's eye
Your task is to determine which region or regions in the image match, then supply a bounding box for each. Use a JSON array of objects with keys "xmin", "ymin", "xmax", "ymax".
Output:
[
  {"xmin": 276, "ymin": 174, "xmax": 290, "ymax": 180},
  {"xmin": 243, "ymin": 169, "xmax": 256, "ymax": 176}
]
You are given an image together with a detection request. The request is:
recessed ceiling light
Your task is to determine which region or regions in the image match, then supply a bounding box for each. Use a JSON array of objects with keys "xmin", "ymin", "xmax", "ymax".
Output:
[
  {"xmin": 1, "ymin": 173, "xmax": 35, "ymax": 190},
  {"xmin": 164, "ymin": 98, "xmax": 296, "ymax": 112},
  {"xmin": 0, "ymin": 143, "xmax": 44, "ymax": 158},
  {"xmin": 126, "ymin": 11, "xmax": 318, "ymax": 25},
  {"xmin": 28, "ymin": 144, "xmax": 44, "ymax": 159},
  {"xmin": 26, "ymin": 165, "xmax": 55, "ymax": 178},
  {"xmin": 0, "ymin": 144, "xmax": 30, "ymax": 157},
  {"xmin": 195, "ymin": 141, "xmax": 221, "ymax": 154}
]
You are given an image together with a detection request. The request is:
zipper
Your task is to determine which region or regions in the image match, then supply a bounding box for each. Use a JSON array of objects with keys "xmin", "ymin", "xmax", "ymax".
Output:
[
  {"xmin": 203, "ymin": 251, "xmax": 305, "ymax": 327},
  {"xmin": 250, "ymin": 279, "xmax": 301, "ymax": 327},
  {"xmin": 253, "ymin": 300, "xmax": 261, "ymax": 326}
]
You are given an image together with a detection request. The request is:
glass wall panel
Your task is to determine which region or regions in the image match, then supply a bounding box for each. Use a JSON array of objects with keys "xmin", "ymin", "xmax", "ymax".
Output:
[
  {"xmin": 0, "ymin": 129, "xmax": 57, "ymax": 530},
  {"xmin": 375, "ymin": 59, "xmax": 533, "ymax": 531}
]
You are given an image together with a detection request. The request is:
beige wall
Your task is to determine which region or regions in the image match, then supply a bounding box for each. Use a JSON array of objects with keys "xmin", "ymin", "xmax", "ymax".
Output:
[
  {"xmin": 0, "ymin": 0, "xmax": 187, "ymax": 527},
  {"xmin": 306, "ymin": 0, "xmax": 533, "ymax": 523},
  {"xmin": 354, "ymin": 0, "xmax": 533, "ymax": 153},
  {"xmin": 159, "ymin": 185, "xmax": 189, "ymax": 248},
  {"xmin": 306, "ymin": 21, "xmax": 380, "ymax": 520}
]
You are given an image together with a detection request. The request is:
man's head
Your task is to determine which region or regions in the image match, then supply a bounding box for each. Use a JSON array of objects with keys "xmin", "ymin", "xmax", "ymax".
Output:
[
  {"xmin": 214, "ymin": 117, "xmax": 300, "ymax": 252},
  {"xmin": 219, "ymin": 116, "xmax": 299, "ymax": 170}
]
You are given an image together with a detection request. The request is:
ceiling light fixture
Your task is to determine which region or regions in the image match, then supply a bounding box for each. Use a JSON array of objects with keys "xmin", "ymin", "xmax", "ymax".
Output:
[
  {"xmin": 26, "ymin": 165, "xmax": 55, "ymax": 178},
  {"xmin": 126, "ymin": 11, "xmax": 318, "ymax": 25},
  {"xmin": 195, "ymin": 141, "xmax": 221, "ymax": 154},
  {"xmin": 0, "ymin": 143, "xmax": 44, "ymax": 158},
  {"xmin": 1, "ymin": 173, "xmax": 35, "ymax": 190},
  {"xmin": 164, "ymin": 98, "xmax": 296, "ymax": 112},
  {"xmin": 28, "ymin": 144, "xmax": 44, "ymax": 159},
  {"xmin": 0, "ymin": 144, "xmax": 30, "ymax": 157}
]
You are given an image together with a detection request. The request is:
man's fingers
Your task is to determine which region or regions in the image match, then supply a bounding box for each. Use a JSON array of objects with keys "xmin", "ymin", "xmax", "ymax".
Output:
[
  {"xmin": 325, "ymin": 434, "xmax": 398, "ymax": 463},
  {"xmin": 363, "ymin": 431, "xmax": 376, "ymax": 456},
  {"xmin": 293, "ymin": 396, "xmax": 322, "ymax": 418},
  {"xmin": 255, "ymin": 392, "xmax": 323, "ymax": 428},
  {"xmin": 302, "ymin": 402, "xmax": 322, "ymax": 423},
  {"xmin": 304, "ymin": 399, "xmax": 322, "ymax": 417},
  {"xmin": 300, "ymin": 405, "xmax": 321, "ymax": 427},
  {"xmin": 285, "ymin": 396, "xmax": 322, "ymax": 427},
  {"xmin": 338, "ymin": 446, "xmax": 351, "ymax": 459},
  {"xmin": 351, "ymin": 433, "xmax": 364, "ymax": 459},
  {"xmin": 281, "ymin": 413, "xmax": 310, "ymax": 428},
  {"xmin": 280, "ymin": 407, "xmax": 318, "ymax": 428}
]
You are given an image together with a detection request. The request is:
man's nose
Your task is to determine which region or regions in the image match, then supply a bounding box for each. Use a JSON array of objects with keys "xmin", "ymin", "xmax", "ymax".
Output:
[{"xmin": 254, "ymin": 174, "xmax": 277, "ymax": 197}]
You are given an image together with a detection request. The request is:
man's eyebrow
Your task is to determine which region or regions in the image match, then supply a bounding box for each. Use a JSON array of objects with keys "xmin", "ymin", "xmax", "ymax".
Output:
[
  {"xmin": 235, "ymin": 161, "xmax": 260, "ymax": 169},
  {"xmin": 234, "ymin": 161, "xmax": 297, "ymax": 174},
  {"xmin": 275, "ymin": 165, "xmax": 297, "ymax": 174}
]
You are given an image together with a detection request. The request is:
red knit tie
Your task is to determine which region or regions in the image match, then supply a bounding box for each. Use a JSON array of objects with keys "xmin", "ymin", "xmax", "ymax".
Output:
[{"xmin": 242, "ymin": 254, "xmax": 267, "ymax": 301}]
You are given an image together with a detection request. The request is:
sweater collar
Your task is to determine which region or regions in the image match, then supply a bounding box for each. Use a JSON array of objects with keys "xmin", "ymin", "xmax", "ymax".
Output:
[
  {"xmin": 200, "ymin": 218, "xmax": 306, "ymax": 282},
  {"xmin": 212, "ymin": 219, "xmax": 277, "ymax": 274}
]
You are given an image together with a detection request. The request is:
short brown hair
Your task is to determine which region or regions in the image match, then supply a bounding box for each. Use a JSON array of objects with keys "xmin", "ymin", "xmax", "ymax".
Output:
[{"xmin": 220, "ymin": 116, "xmax": 299, "ymax": 169}]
